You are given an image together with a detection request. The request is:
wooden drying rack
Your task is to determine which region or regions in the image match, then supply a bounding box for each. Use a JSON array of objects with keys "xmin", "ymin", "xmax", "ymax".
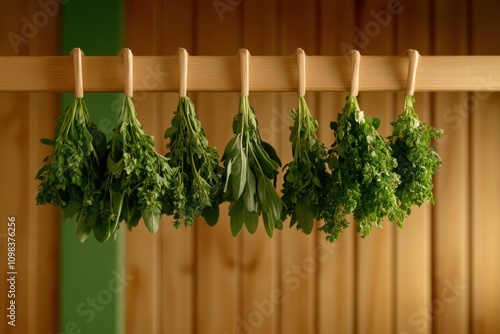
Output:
[{"xmin": 0, "ymin": 55, "xmax": 499, "ymax": 92}]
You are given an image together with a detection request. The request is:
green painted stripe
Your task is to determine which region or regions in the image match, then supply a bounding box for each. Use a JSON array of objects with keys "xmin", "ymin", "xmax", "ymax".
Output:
[{"xmin": 60, "ymin": 1, "xmax": 124, "ymax": 334}]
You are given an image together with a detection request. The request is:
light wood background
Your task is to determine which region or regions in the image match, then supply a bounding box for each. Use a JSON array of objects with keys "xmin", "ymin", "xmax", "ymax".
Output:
[
  {"xmin": 1, "ymin": 0, "xmax": 500, "ymax": 333},
  {"xmin": 0, "ymin": 1, "xmax": 59, "ymax": 333}
]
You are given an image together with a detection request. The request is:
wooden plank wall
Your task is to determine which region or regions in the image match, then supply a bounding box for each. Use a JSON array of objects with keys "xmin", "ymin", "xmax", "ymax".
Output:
[
  {"xmin": 0, "ymin": 1, "xmax": 59, "ymax": 333},
  {"xmin": 1, "ymin": 0, "xmax": 500, "ymax": 334},
  {"xmin": 122, "ymin": 0, "xmax": 500, "ymax": 334}
]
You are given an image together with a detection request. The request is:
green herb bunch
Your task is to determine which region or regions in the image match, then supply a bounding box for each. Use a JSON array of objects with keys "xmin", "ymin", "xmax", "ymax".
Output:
[
  {"xmin": 164, "ymin": 96, "xmax": 222, "ymax": 228},
  {"xmin": 98, "ymin": 96, "xmax": 180, "ymax": 242},
  {"xmin": 388, "ymin": 95, "xmax": 443, "ymax": 217},
  {"xmin": 321, "ymin": 95, "xmax": 403, "ymax": 242},
  {"xmin": 222, "ymin": 96, "xmax": 283, "ymax": 237},
  {"xmin": 36, "ymin": 97, "xmax": 107, "ymax": 242},
  {"xmin": 281, "ymin": 96, "xmax": 329, "ymax": 234}
]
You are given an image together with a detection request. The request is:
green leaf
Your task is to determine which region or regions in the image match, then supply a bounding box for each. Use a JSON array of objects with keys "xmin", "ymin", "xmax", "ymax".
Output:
[
  {"xmin": 62, "ymin": 199, "xmax": 82, "ymax": 219},
  {"xmin": 40, "ymin": 138, "xmax": 54, "ymax": 146},
  {"xmin": 224, "ymin": 159, "xmax": 233, "ymax": 193},
  {"xmin": 202, "ymin": 202, "xmax": 219, "ymax": 227},
  {"xmin": 371, "ymin": 117, "xmax": 382, "ymax": 130},
  {"xmin": 262, "ymin": 211, "xmax": 274, "ymax": 238},
  {"xmin": 243, "ymin": 184, "xmax": 255, "ymax": 212},
  {"xmin": 164, "ymin": 126, "xmax": 178, "ymax": 139},
  {"xmin": 75, "ymin": 214, "xmax": 93, "ymax": 243},
  {"xmin": 142, "ymin": 210, "xmax": 161, "ymax": 233},
  {"xmin": 243, "ymin": 167, "xmax": 257, "ymax": 212},
  {"xmin": 261, "ymin": 140, "xmax": 281, "ymax": 167},
  {"xmin": 222, "ymin": 136, "xmax": 238, "ymax": 161},
  {"xmin": 229, "ymin": 199, "xmax": 245, "ymax": 237},
  {"xmin": 243, "ymin": 208, "xmax": 259, "ymax": 234},
  {"xmin": 93, "ymin": 220, "xmax": 111, "ymax": 243},
  {"xmin": 230, "ymin": 149, "xmax": 247, "ymax": 200},
  {"xmin": 296, "ymin": 196, "xmax": 314, "ymax": 234}
]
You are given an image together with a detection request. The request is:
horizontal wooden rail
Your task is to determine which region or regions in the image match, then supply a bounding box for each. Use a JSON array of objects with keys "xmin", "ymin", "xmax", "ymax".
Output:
[{"xmin": 0, "ymin": 55, "xmax": 499, "ymax": 92}]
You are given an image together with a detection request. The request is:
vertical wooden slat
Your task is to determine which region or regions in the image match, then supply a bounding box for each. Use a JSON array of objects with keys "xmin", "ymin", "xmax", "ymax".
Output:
[
  {"xmin": 194, "ymin": 1, "xmax": 241, "ymax": 333},
  {"xmin": 160, "ymin": 1, "xmax": 196, "ymax": 333},
  {"xmin": 0, "ymin": 1, "xmax": 58, "ymax": 333},
  {"xmin": 240, "ymin": 1, "xmax": 280, "ymax": 333},
  {"xmin": 279, "ymin": 2, "xmax": 318, "ymax": 334},
  {"xmin": 470, "ymin": 0, "xmax": 500, "ymax": 333},
  {"xmin": 125, "ymin": 0, "xmax": 162, "ymax": 333},
  {"xmin": 355, "ymin": 1, "xmax": 396, "ymax": 333},
  {"xmin": 394, "ymin": 1, "xmax": 433, "ymax": 334},
  {"xmin": 0, "ymin": 3, "xmax": 30, "ymax": 334},
  {"xmin": 432, "ymin": 0, "xmax": 470, "ymax": 333},
  {"xmin": 316, "ymin": 1, "xmax": 356, "ymax": 333},
  {"xmin": 27, "ymin": 0, "xmax": 60, "ymax": 332}
]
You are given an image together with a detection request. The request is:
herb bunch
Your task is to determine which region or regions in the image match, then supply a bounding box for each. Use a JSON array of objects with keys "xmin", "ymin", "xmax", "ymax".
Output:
[
  {"xmin": 281, "ymin": 96, "xmax": 328, "ymax": 234},
  {"xmin": 164, "ymin": 96, "xmax": 222, "ymax": 228},
  {"xmin": 320, "ymin": 95, "xmax": 403, "ymax": 242},
  {"xmin": 222, "ymin": 96, "xmax": 283, "ymax": 237},
  {"xmin": 388, "ymin": 95, "xmax": 443, "ymax": 217},
  {"xmin": 98, "ymin": 96, "xmax": 180, "ymax": 242},
  {"xmin": 36, "ymin": 97, "xmax": 107, "ymax": 242}
]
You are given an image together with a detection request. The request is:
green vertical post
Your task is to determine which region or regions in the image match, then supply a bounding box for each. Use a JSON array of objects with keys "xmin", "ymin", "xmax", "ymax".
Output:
[{"xmin": 60, "ymin": 1, "xmax": 124, "ymax": 334}]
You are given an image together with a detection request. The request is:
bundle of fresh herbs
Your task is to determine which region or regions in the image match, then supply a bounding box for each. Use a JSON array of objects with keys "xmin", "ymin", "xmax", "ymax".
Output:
[
  {"xmin": 281, "ymin": 96, "xmax": 328, "ymax": 234},
  {"xmin": 97, "ymin": 96, "xmax": 180, "ymax": 242},
  {"xmin": 222, "ymin": 96, "xmax": 283, "ymax": 237},
  {"xmin": 388, "ymin": 95, "xmax": 443, "ymax": 217},
  {"xmin": 320, "ymin": 95, "xmax": 403, "ymax": 242},
  {"xmin": 164, "ymin": 96, "xmax": 222, "ymax": 228},
  {"xmin": 36, "ymin": 97, "xmax": 108, "ymax": 242}
]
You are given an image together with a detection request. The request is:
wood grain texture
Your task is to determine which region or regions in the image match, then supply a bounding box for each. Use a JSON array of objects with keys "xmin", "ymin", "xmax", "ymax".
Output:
[
  {"xmin": 27, "ymin": 0, "xmax": 60, "ymax": 332},
  {"xmin": 278, "ymin": 1, "xmax": 317, "ymax": 333},
  {"xmin": 3, "ymin": 55, "xmax": 500, "ymax": 92},
  {"xmin": 0, "ymin": 2, "xmax": 30, "ymax": 332},
  {"xmin": 160, "ymin": 1, "xmax": 196, "ymax": 333},
  {"xmin": 394, "ymin": 1, "xmax": 433, "ymax": 333},
  {"xmin": 432, "ymin": 0, "xmax": 471, "ymax": 333},
  {"xmin": 194, "ymin": 0, "xmax": 241, "ymax": 333},
  {"xmin": 355, "ymin": 1, "xmax": 396, "ymax": 333},
  {"xmin": 121, "ymin": 1, "xmax": 499, "ymax": 334},
  {"xmin": 241, "ymin": 1, "xmax": 280, "ymax": 333},
  {"xmin": 316, "ymin": 1, "xmax": 356, "ymax": 333},
  {"xmin": 0, "ymin": 0, "xmax": 59, "ymax": 333},
  {"xmin": 470, "ymin": 0, "xmax": 500, "ymax": 333},
  {"xmin": 124, "ymin": 0, "xmax": 162, "ymax": 333}
]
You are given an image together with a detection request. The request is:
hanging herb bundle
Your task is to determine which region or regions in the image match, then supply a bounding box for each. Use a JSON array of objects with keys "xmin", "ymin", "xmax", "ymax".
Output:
[
  {"xmin": 222, "ymin": 96, "xmax": 283, "ymax": 237},
  {"xmin": 97, "ymin": 96, "xmax": 180, "ymax": 242},
  {"xmin": 36, "ymin": 97, "xmax": 107, "ymax": 242},
  {"xmin": 320, "ymin": 95, "xmax": 403, "ymax": 242},
  {"xmin": 281, "ymin": 96, "xmax": 328, "ymax": 234},
  {"xmin": 388, "ymin": 95, "xmax": 443, "ymax": 217},
  {"xmin": 164, "ymin": 96, "xmax": 222, "ymax": 228}
]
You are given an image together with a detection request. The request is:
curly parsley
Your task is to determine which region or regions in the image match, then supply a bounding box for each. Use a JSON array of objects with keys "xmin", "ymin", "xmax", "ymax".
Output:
[
  {"xmin": 320, "ymin": 95, "xmax": 402, "ymax": 242},
  {"xmin": 388, "ymin": 95, "xmax": 443, "ymax": 218}
]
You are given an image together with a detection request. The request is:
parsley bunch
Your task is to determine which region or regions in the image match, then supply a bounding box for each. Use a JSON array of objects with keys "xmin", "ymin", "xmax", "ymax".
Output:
[
  {"xmin": 388, "ymin": 95, "xmax": 443, "ymax": 217},
  {"xmin": 281, "ymin": 96, "xmax": 328, "ymax": 234},
  {"xmin": 164, "ymin": 96, "xmax": 222, "ymax": 228},
  {"xmin": 97, "ymin": 96, "xmax": 180, "ymax": 242},
  {"xmin": 321, "ymin": 95, "xmax": 402, "ymax": 242},
  {"xmin": 36, "ymin": 97, "xmax": 107, "ymax": 242},
  {"xmin": 222, "ymin": 96, "xmax": 283, "ymax": 237}
]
